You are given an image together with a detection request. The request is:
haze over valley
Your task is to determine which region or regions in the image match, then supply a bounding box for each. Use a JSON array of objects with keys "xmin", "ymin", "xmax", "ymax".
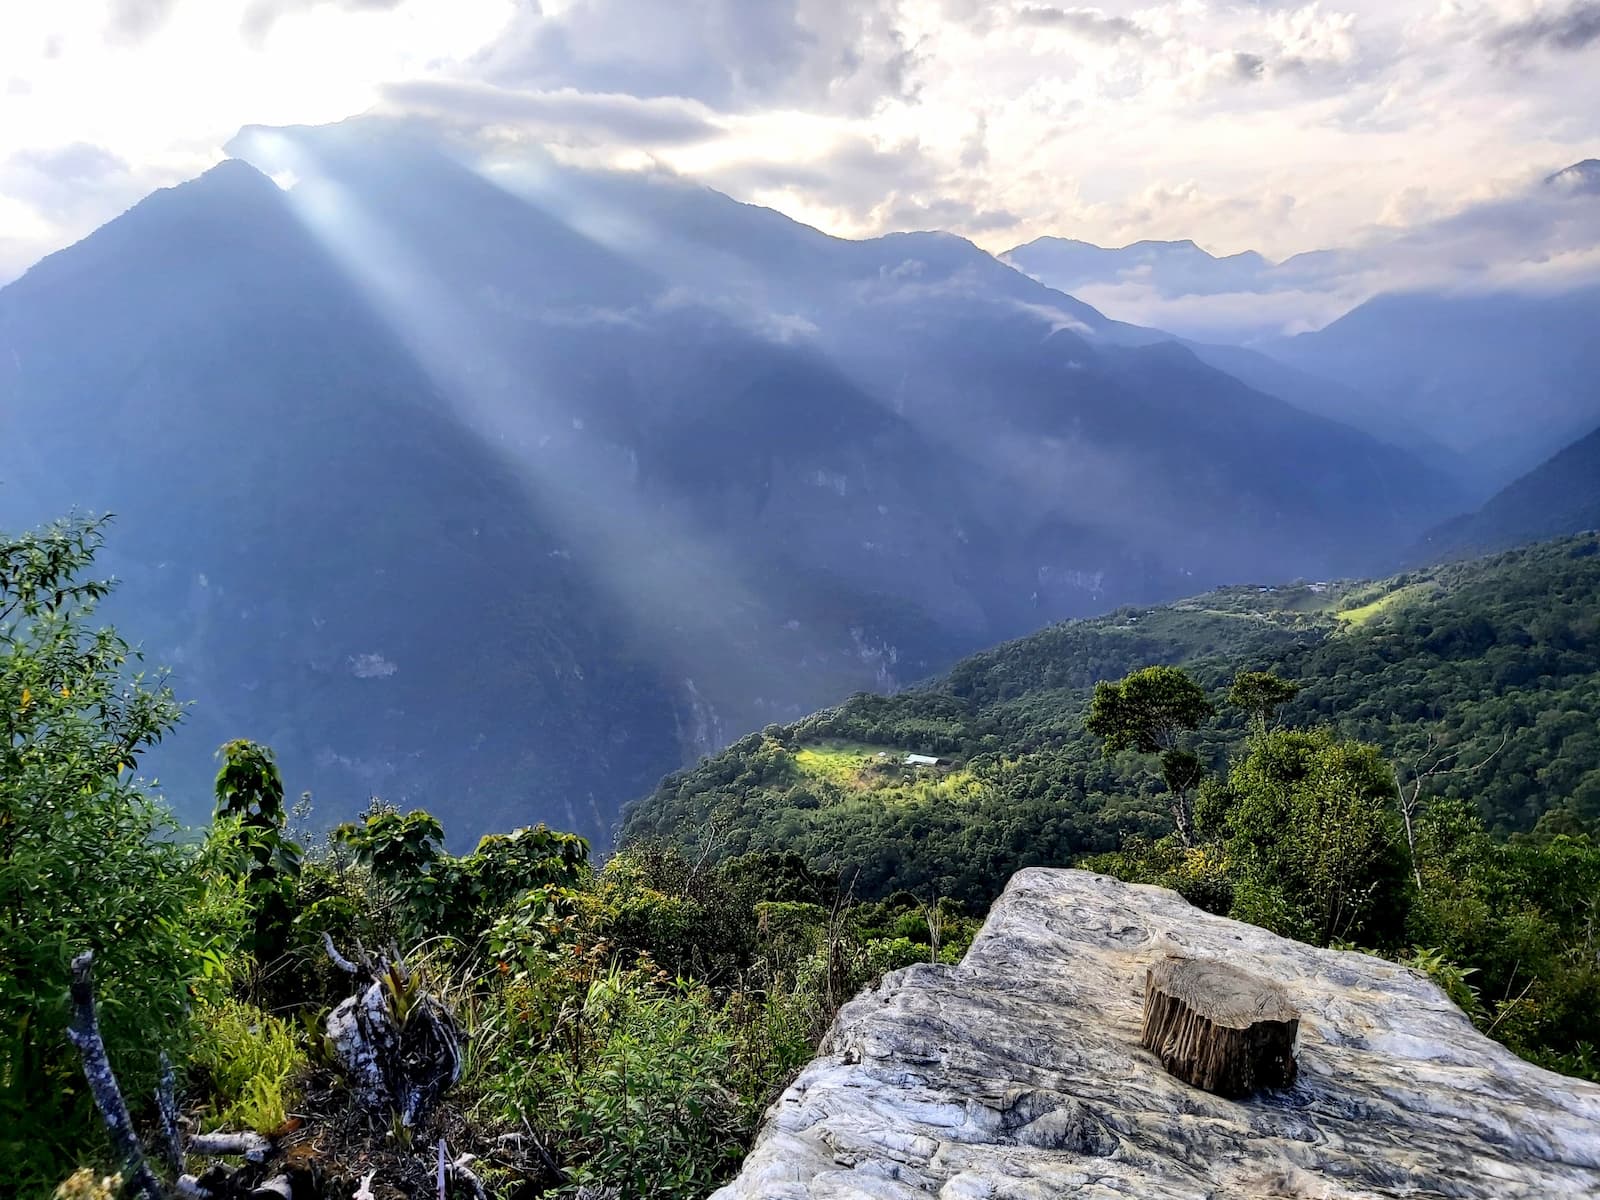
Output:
[{"xmin": 4, "ymin": 111, "xmax": 1599, "ymax": 841}]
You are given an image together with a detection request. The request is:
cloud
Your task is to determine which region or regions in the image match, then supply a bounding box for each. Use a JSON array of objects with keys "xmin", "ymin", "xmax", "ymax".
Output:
[
  {"xmin": 469, "ymin": 0, "xmax": 918, "ymax": 116},
  {"xmin": 1, "ymin": 143, "xmax": 141, "ymax": 222},
  {"xmin": 0, "ymin": 142, "xmax": 160, "ymax": 283},
  {"xmin": 692, "ymin": 131, "xmax": 1024, "ymax": 241},
  {"xmin": 106, "ymin": 0, "xmax": 179, "ymax": 43},
  {"xmin": 381, "ymin": 80, "xmax": 724, "ymax": 146},
  {"xmin": 1005, "ymin": 297, "xmax": 1096, "ymax": 336},
  {"xmin": 240, "ymin": 0, "xmax": 408, "ymax": 46},
  {"xmin": 9, "ymin": 142, "xmax": 129, "ymax": 186},
  {"xmin": 1486, "ymin": 0, "xmax": 1600, "ymax": 54},
  {"xmin": 882, "ymin": 195, "xmax": 1022, "ymax": 234},
  {"xmin": 1229, "ymin": 50, "xmax": 1268, "ymax": 80},
  {"xmin": 1015, "ymin": 6, "xmax": 1145, "ymax": 43},
  {"xmin": 707, "ymin": 134, "xmax": 939, "ymax": 198}
]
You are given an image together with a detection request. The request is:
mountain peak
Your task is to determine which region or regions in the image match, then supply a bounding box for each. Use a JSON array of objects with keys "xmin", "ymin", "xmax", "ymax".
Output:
[
  {"xmin": 1546, "ymin": 159, "xmax": 1600, "ymax": 194},
  {"xmin": 3, "ymin": 156, "xmax": 288, "ymax": 294}
]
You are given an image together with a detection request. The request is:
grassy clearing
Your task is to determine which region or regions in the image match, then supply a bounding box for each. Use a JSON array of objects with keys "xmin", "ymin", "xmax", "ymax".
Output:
[
  {"xmin": 1335, "ymin": 582, "xmax": 1432, "ymax": 627},
  {"xmin": 793, "ymin": 740, "xmax": 901, "ymax": 790}
]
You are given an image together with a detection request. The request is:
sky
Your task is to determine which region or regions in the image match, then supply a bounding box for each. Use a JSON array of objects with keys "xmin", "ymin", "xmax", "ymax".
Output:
[{"xmin": 2, "ymin": 0, "xmax": 1599, "ymax": 296}]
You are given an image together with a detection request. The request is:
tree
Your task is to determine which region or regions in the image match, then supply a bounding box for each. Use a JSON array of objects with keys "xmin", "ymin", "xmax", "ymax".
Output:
[
  {"xmin": 1227, "ymin": 671, "xmax": 1300, "ymax": 734},
  {"xmin": 214, "ymin": 739, "xmax": 302, "ymax": 964},
  {"xmin": 1224, "ymin": 728, "xmax": 1409, "ymax": 947},
  {"xmin": 0, "ymin": 517, "xmax": 226, "ymax": 1189},
  {"xmin": 1086, "ymin": 666, "xmax": 1214, "ymax": 844}
]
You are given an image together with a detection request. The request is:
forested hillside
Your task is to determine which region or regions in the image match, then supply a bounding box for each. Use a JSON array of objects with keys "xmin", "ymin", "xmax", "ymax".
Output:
[
  {"xmin": 10, "ymin": 524, "xmax": 1599, "ymax": 1200},
  {"xmin": 624, "ymin": 534, "xmax": 1600, "ymax": 903}
]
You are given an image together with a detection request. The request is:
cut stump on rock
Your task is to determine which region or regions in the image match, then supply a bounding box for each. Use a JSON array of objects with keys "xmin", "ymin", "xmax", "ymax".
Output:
[{"xmin": 1140, "ymin": 955, "xmax": 1299, "ymax": 1097}]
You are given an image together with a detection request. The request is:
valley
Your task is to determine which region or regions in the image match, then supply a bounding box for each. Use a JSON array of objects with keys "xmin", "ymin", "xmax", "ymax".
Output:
[{"xmin": 0, "ymin": 120, "xmax": 1480, "ymax": 843}]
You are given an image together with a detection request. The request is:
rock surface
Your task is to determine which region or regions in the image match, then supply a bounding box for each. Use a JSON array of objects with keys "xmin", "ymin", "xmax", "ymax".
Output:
[{"xmin": 714, "ymin": 869, "xmax": 1600, "ymax": 1199}]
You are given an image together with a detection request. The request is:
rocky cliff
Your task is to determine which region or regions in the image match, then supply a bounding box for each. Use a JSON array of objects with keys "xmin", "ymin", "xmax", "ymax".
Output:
[{"xmin": 715, "ymin": 869, "xmax": 1600, "ymax": 1199}]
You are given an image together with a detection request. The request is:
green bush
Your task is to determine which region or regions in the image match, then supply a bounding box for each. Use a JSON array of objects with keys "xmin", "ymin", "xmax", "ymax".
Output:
[
  {"xmin": 0, "ymin": 518, "xmax": 240, "ymax": 1191},
  {"xmin": 483, "ymin": 966, "xmax": 752, "ymax": 1198}
]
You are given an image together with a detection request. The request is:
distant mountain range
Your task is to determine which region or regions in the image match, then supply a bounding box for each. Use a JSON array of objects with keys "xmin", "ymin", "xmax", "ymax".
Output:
[
  {"xmin": 1416, "ymin": 423, "xmax": 1600, "ymax": 562},
  {"xmin": 0, "ymin": 118, "xmax": 1459, "ymax": 841},
  {"xmin": 1265, "ymin": 283, "xmax": 1600, "ymax": 488},
  {"xmin": 1003, "ymin": 236, "xmax": 1335, "ymax": 300},
  {"xmin": 1006, "ymin": 162, "xmax": 1600, "ymax": 491}
]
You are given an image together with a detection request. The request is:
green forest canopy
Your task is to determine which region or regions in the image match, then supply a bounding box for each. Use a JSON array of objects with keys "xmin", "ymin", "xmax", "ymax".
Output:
[{"xmin": 623, "ymin": 533, "xmax": 1600, "ymax": 904}]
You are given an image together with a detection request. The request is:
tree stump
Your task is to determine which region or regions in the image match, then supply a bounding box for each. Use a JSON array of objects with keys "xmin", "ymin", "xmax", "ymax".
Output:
[{"xmin": 1140, "ymin": 955, "xmax": 1299, "ymax": 1097}]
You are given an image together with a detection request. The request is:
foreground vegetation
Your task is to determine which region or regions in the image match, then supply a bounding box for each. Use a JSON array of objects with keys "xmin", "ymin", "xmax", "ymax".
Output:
[
  {"xmin": 9, "ymin": 518, "xmax": 1600, "ymax": 1195},
  {"xmin": 3, "ymin": 518, "xmax": 977, "ymax": 1197}
]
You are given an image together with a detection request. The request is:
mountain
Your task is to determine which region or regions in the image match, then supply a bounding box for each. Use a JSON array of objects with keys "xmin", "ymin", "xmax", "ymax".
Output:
[
  {"xmin": 1267, "ymin": 283, "xmax": 1600, "ymax": 488},
  {"xmin": 1005, "ymin": 166, "xmax": 1600, "ymax": 493},
  {"xmin": 623, "ymin": 533, "xmax": 1600, "ymax": 903},
  {"xmin": 1548, "ymin": 159, "xmax": 1600, "ymax": 194},
  {"xmin": 1416, "ymin": 424, "xmax": 1600, "ymax": 561},
  {"xmin": 1001, "ymin": 234, "xmax": 1353, "ymax": 344},
  {"xmin": 0, "ymin": 118, "xmax": 1458, "ymax": 841},
  {"xmin": 1003, "ymin": 236, "xmax": 1279, "ymax": 297},
  {"xmin": 1178, "ymin": 339, "xmax": 1459, "ymax": 464}
]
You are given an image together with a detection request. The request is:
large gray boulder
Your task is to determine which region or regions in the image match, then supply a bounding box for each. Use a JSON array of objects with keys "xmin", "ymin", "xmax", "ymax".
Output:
[{"xmin": 714, "ymin": 869, "xmax": 1600, "ymax": 1199}]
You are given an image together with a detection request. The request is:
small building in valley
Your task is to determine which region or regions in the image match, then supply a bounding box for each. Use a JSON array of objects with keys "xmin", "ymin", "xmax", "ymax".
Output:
[{"xmin": 904, "ymin": 753, "xmax": 944, "ymax": 767}]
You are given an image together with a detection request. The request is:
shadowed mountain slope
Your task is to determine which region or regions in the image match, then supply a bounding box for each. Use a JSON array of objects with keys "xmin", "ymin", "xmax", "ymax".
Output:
[{"xmin": 0, "ymin": 120, "xmax": 1463, "ymax": 839}]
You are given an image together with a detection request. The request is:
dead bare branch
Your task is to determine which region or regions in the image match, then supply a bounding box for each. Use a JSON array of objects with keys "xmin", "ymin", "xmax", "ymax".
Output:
[
  {"xmin": 323, "ymin": 932, "xmax": 364, "ymax": 976},
  {"xmin": 186, "ymin": 1131, "xmax": 274, "ymax": 1162},
  {"xmin": 451, "ymin": 1153, "xmax": 490, "ymax": 1200},
  {"xmin": 64, "ymin": 951, "xmax": 165, "ymax": 1200},
  {"xmin": 155, "ymin": 1051, "xmax": 184, "ymax": 1178}
]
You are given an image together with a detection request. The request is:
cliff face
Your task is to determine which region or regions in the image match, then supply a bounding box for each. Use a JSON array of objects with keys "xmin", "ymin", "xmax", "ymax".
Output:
[{"xmin": 715, "ymin": 869, "xmax": 1600, "ymax": 1199}]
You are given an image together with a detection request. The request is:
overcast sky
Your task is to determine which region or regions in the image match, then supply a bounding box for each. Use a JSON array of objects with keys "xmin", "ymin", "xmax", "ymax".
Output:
[{"xmin": 2, "ymin": 0, "xmax": 1598, "ymax": 287}]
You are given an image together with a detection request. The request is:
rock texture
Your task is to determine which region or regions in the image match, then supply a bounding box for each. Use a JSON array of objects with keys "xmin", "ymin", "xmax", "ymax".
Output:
[{"xmin": 714, "ymin": 869, "xmax": 1600, "ymax": 1199}]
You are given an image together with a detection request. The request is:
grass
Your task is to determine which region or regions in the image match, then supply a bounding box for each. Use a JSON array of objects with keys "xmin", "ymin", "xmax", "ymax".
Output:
[
  {"xmin": 793, "ymin": 741, "xmax": 902, "ymax": 790},
  {"xmin": 1334, "ymin": 582, "xmax": 1433, "ymax": 627},
  {"xmin": 790, "ymin": 740, "xmax": 986, "ymax": 807}
]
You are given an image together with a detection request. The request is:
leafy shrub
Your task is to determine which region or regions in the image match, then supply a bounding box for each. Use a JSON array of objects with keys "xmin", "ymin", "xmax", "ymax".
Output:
[
  {"xmin": 481, "ymin": 965, "xmax": 754, "ymax": 1198},
  {"xmin": 0, "ymin": 518, "xmax": 240, "ymax": 1190},
  {"xmin": 213, "ymin": 740, "xmax": 303, "ymax": 965}
]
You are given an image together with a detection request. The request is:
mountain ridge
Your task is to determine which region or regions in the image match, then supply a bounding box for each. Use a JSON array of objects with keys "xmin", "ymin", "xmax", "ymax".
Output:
[
  {"xmin": 1415, "ymin": 423, "xmax": 1600, "ymax": 561},
  {"xmin": 0, "ymin": 124, "xmax": 1464, "ymax": 840}
]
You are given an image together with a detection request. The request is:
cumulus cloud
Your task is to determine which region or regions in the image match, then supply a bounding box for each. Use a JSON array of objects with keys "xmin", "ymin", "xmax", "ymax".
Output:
[
  {"xmin": 883, "ymin": 196, "xmax": 1021, "ymax": 234},
  {"xmin": 0, "ymin": 143, "xmax": 142, "ymax": 223},
  {"xmin": 469, "ymin": 0, "xmax": 919, "ymax": 116},
  {"xmin": 240, "ymin": 0, "xmax": 408, "ymax": 46},
  {"xmin": 106, "ymin": 0, "xmax": 178, "ymax": 43}
]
